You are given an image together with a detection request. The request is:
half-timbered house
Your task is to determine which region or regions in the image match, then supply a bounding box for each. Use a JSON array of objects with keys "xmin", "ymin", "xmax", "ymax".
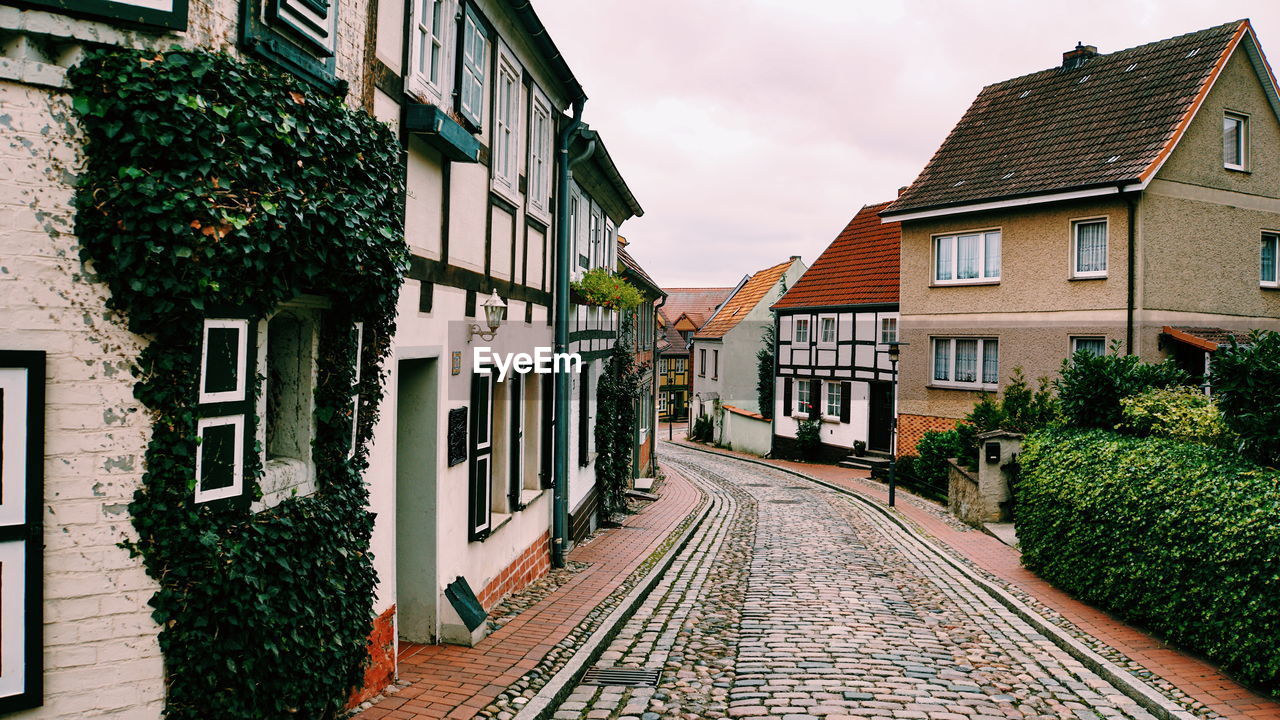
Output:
[{"xmin": 772, "ymin": 203, "xmax": 902, "ymax": 465}]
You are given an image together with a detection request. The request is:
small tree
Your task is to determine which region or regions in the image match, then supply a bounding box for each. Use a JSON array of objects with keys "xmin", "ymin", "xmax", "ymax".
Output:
[
  {"xmin": 595, "ymin": 314, "xmax": 647, "ymax": 518},
  {"xmin": 756, "ymin": 322, "xmax": 776, "ymax": 419},
  {"xmin": 1212, "ymin": 330, "xmax": 1280, "ymax": 466},
  {"xmin": 1055, "ymin": 344, "xmax": 1187, "ymax": 430}
]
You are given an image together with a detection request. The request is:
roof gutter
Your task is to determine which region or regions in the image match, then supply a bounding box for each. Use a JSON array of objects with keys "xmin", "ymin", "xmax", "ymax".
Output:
[
  {"xmin": 880, "ymin": 181, "xmax": 1146, "ymax": 223},
  {"xmin": 502, "ymin": 0, "xmax": 587, "ymax": 106}
]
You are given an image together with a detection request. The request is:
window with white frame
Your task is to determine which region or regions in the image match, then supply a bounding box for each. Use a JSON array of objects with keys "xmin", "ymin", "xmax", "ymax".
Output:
[
  {"xmin": 934, "ymin": 230, "xmax": 1000, "ymax": 283},
  {"xmin": 408, "ymin": 0, "xmax": 449, "ymax": 100},
  {"xmin": 932, "ymin": 337, "xmax": 998, "ymax": 389},
  {"xmin": 572, "ymin": 190, "xmax": 587, "ymax": 269},
  {"xmin": 824, "ymin": 381, "xmax": 841, "ymax": 417},
  {"xmin": 712, "ymin": 349, "xmax": 719, "ymax": 379},
  {"xmin": 819, "ymin": 316, "xmax": 836, "ymax": 343},
  {"xmin": 1263, "ymin": 232, "xmax": 1278, "ymax": 287},
  {"xmin": 698, "ymin": 348, "xmax": 706, "ymax": 376},
  {"xmin": 794, "ymin": 317, "xmax": 810, "ymax": 344},
  {"xmin": 492, "ymin": 46, "xmax": 520, "ymax": 195},
  {"xmin": 1224, "ymin": 112, "xmax": 1249, "ymax": 171},
  {"xmin": 880, "ymin": 317, "xmax": 898, "ymax": 344},
  {"xmin": 457, "ymin": 6, "xmax": 487, "ymax": 129},
  {"xmin": 528, "ymin": 90, "xmax": 553, "ymax": 219},
  {"xmin": 1071, "ymin": 336, "xmax": 1106, "ymax": 356},
  {"xmin": 1073, "ymin": 219, "xmax": 1108, "ymax": 277},
  {"xmin": 795, "ymin": 379, "xmax": 811, "ymax": 415}
]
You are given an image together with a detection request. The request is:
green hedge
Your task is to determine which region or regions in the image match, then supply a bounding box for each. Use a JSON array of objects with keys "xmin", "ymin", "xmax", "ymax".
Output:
[{"xmin": 1017, "ymin": 428, "xmax": 1280, "ymax": 690}]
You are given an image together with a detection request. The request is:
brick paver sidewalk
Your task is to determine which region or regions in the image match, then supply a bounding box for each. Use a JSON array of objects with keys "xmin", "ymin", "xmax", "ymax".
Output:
[
  {"xmin": 670, "ymin": 438, "xmax": 1280, "ymax": 720},
  {"xmin": 356, "ymin": 471, "xmax": 704, "ymax": 720}
]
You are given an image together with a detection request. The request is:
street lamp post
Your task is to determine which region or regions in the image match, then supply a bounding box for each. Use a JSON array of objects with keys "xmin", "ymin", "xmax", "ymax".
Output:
[{"xmin": 886, "ymin": 340, "xmax": 908, "ymax": 508}]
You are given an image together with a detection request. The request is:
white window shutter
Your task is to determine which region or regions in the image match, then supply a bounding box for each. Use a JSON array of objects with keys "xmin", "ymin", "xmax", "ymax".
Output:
[{"xmin": 194, "ymin": 318, "xmax": 254, "ymax": 506}]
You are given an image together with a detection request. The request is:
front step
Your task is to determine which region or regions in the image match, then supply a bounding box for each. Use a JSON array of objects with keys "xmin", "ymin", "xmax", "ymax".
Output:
[{"xmin": 837, "ymin": 451, "xmax": 893, "ymax": 472}]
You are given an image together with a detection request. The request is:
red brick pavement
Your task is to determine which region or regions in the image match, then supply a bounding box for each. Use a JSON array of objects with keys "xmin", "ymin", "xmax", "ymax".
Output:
[
  {"xmin": 672, "ymin": 438, "xmax": 1280, "ymax": 720},
  {"xmin": 355, "ymin": 468, "xmax": 704, "ymax": 720}
]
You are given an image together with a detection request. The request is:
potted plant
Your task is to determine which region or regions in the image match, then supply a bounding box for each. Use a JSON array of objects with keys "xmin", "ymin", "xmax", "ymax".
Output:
[{"xmin": 852, "ymin": 440, "xmax": 867, "ymax": 457}]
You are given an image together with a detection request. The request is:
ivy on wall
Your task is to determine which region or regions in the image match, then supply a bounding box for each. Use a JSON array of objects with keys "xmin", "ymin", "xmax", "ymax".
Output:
[
  {"xmin": 69, "ymin": 49, "xmax": 407, "ymax": 719},
  {"xmin": 595, "ymin": 314, "xmax": 646, "ymax": 517}
]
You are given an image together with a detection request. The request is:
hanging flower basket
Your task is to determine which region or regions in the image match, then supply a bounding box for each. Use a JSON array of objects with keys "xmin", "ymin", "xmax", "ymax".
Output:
[{"xmin": 569, "ymin": 267, "xmax": 644, "ymax": 311}]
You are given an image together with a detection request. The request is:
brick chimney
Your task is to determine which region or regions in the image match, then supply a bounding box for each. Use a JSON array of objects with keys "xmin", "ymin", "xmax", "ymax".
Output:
[{"xmin": 1062, "ymin": 42, "xmax": 1098, "ymax": 70}]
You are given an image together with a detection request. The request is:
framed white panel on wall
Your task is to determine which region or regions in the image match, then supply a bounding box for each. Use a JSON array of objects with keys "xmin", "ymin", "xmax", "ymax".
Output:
[
  {"xmin": 0, "ymin": 350, "xmax": 44, "ymax": 713},
  {"xmin": 199, "ymin": 319, "xmax": 251, "ymax": 405},
  {"xmin": 14, "ymin": 0, "xmax": 188, "ymax": 30},
  {"xmin": 194, "ymin": 415, "xmax": 246, "ymax": 505}
]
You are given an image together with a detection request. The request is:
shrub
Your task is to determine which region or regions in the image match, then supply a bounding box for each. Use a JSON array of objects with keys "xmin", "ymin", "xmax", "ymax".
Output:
[
  {"xmin": 689, "ymin": 415, "xmax": 713, "ymax": 442},
  {"xmin": 1212, "ymin": 330, "xmax": 1280, "ymax": 466},
  {"xmin": 1118, "ymin": 387, "xmax": 1233, "ymax": 446},
  {"xmin": 794, "ymin": 419, "xmax": 821, "ymax": 460},
  {"xmin": 953, "ymin": 369, "xmax": 1058, "ymax": 468},
  {"xmin": 1055, "ymin": 347, "xmax": 1187, "ymax": 429},
  {"xmin": 756, "ymin": 322, "xmax": 776, "ymax": 420},
  {"xmin": 1017, "ymin": 428, "xmax": 1280, "ymax": 689},
  {"xmin": 914, "ymin": 429, "xmax": 964, "ymax": 489}
]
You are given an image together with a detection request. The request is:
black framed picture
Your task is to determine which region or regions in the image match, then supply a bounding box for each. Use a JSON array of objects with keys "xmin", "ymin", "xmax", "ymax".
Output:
[{"xmin": 0, "ymin": 350, "xmax": 44, "ymax": 713}]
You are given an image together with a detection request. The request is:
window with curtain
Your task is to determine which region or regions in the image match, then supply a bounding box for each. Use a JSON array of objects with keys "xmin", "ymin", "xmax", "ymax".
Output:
[
  {"xmin": 932, "ymin": 337, "xmax": 998, "ymax": 389},
  {"xmin": 1074, "ymin": 219, "xmax": 1108, "ymax": 276},
  {"xmin": 934, "ymin": 230, "xmax": 1000, "ymax": 283},
  {"xmin": 1263, "ymin": 233, "xmax": 1278, "ymax": 287},
  {"xmin": 1072, "ymin": 337, "xmax": 1106, "ymax": 356}
]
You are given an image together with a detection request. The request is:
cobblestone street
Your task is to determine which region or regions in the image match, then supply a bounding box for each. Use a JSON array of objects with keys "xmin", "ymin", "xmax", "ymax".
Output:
[{"xmin": 549, "ymin": 443, "xmax": 1173, "ymax": 720}]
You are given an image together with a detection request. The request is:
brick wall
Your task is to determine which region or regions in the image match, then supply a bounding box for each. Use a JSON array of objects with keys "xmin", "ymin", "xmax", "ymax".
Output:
[
  {"xmin": 897, "ymin": 413, "xmax": 958, "ymax": 457},
  {"xmin": 476, "ymin": 531, "xmax": 551, "ymax": 610},
  {"xmin": 347, "ymin": 605, "xmax": 397, "ymax": 708}
]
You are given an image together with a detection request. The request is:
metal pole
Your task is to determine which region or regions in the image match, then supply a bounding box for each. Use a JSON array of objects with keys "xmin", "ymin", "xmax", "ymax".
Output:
[
  {"xmin": 888, "ymin": 356, "xmax": 898, "ymax": 508},
  {"xmin": 552, "ymin": 99, "xmax": 585, "ymax": 569}
]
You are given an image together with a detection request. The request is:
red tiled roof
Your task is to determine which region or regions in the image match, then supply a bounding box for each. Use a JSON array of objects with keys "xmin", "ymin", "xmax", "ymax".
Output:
[
  {"xmin": 883, "ymin": 20, "xmax": 1254, "ymax": 217},
  {"xmin": 773, "ymin": 202, "xmax": 900, "ymax": 309},
  {"xmin": 695, "ymin": 260, "xmax": 795, "ymax": 340},
  {"xmin": 660, "ymin": 288, "xmax": 734, "ymax": 331}
]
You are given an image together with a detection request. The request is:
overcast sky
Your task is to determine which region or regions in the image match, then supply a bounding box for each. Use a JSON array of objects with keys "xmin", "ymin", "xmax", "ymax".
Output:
[{"xmin": 533, "ymin": 1, "xmax": 1280, "ymax": 288}]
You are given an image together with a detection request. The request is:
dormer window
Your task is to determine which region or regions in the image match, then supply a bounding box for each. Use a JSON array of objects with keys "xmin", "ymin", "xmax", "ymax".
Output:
[{"xmin": 1224, "ymin": 112, "xmax": 1249, "ymax": 171}]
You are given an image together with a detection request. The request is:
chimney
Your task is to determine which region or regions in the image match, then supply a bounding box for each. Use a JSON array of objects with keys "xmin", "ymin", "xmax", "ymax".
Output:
[
  {"xmin": 897, "ymin": 186, "xmax": 908, "ymax": 197},
  {"xmin": 790, "ymin": 255, "xmax": 801, "ymax": 261},
  {"xmin": 617, "ymin": 235, "xmax": 628, "ymax": 247},
  {"xmin": 1062, "ymin": 42, "xmax": 1098, "ymax": 70}
]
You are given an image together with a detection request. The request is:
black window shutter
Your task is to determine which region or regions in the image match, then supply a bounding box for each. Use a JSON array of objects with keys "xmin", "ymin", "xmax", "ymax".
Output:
[
  {"xmin": 809, "ymin": 379, "xmax": 821, "ymax": 420},
  {"xmin": 195, "ymin": 317, "xmax": 255, "ymax": 509},
  {"xmin": 782, "ymin": 378, "xmax": 792, "ymax": 416},
  {"xmin": 508, "ymin": 375, "xmax": 523, "ymax": 511},
  {"xmin": 839, "ymin": 381, "xmax": 851, "ymax": 424}
]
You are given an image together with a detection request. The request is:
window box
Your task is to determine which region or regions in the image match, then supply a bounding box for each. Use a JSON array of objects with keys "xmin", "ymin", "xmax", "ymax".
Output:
[{"xmin": 406, "ymin": 104, "xmax": 481, "ymax": 163}]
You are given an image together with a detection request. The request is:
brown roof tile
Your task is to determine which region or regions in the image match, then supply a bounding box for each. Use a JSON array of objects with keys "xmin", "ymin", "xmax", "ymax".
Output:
[
  {"xmin": 883, "ymin": 20, "xmax": 1251, "ymax": 217},
  {"xmin": 660, "ymin": 288, "xmax": 734, "ymax": 330},
  {"xmin": 695, "ymin": 260, "xmax": 795, "ymax": 340},
  {"xmin": 773, "ymin": 202, "xmax": 900, "ymax": 309},
  {"xmin": 1164, "ymin": 325, "xmax": 1256, "ymax": 351}
]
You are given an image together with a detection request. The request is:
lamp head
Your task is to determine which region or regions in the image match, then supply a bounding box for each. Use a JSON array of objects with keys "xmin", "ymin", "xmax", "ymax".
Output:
[
  {"xmin": 481, "ymin": 290, "xmax": 507, "ymax": 332},
  {"xmin": 886, "ymin": 340, "xmax": 908, "ymax": 362}
]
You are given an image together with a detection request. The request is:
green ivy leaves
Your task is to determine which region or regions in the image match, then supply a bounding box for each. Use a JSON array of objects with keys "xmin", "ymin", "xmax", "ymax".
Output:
[{"xmin": 69, "ymin": 48, "xmax": 406, "ymax": 719}]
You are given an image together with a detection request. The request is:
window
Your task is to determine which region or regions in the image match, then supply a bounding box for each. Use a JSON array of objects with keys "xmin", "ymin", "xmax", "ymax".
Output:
[
  {"xmin": 469, "ymin": 372, "xmax": 493, "ymax": 539},
  {"xmin": 1072, "ymin": 337, "xmax": 1106, "ymax": 356},
  {"xmin": 0, "ymin": 351, "xmax": 44, "ymax": 712},
  {"xmin": 1263, "ymin": 232, "xmax": 1278, "ymax": 287},
  {"xmin": 699, "ymin": 349, "xmax": 706, "ymax": 376},
  {"xmin": 880, "ymin": 317, "xmax": 898, "ymax": 345},
  {"xmin": 932, "ymin": 337, "xmax": 998, "ymax": 389},
  {"xmin": 795, "ymin": 379, "xmax": 811, "ymax": 415},
  {"xmin": 408, "ymin": 0, "xmax": 449, "ymax": 99},
  {"xmin": 819, "ymin": 317, "xmax": 836, "ymax": 343},
  {"xmin": 458, "ymin": 6, "xmax": 487, "ymax": 129},
  {"xmin": 825, "ymin": 381, "xmax": 841, "ymax": 417},
  {"xmin": 794, "ymin": 317, "xmax": 810, "ymax": 344},
  {"xmin": 572, "ymin": 189, "xmax": 588, "ymax": 270},
  {"xmin": 712, "ymin": 350, "xmax": 719, "ymax": 379},
  {"xmin": 528, "ymin": 90, "xmax": 553, "ymax": 219},
  {"xmin": 1073, "ymin": 219, "xmax": 1108, "ymax": 277},
  {"xmin": 934, "ymin": 230, "xmax": 1000, "ymax": 283},
  {"xmin": 258, "ymin": 308, "xmax": 321, "ymax": 510},
  {"xmin": 1224, "ymin": 112, "xmax": 1248, "ymax": 171},
  {"xmin": 492, "ymin": 47, "xmax": 520, "ymax": 195}
]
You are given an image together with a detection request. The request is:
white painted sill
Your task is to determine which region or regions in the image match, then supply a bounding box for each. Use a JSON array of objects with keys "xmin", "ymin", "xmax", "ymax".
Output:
[
  {"xmin": 927, "ymin": 382, "xmax": 998, "ymax": 392},
  {"xmin": 930, "ymin": 279, "xmax": 1000, "ymax": 288}
]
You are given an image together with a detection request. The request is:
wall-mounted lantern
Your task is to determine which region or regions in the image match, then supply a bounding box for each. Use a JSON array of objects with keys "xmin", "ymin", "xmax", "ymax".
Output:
[{"xmin": 467, "ymin": 290, "xmax": 507, "ymax": 343}]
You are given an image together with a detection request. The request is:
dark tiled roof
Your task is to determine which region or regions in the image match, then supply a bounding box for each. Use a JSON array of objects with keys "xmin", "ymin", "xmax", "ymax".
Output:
[
  {"xmin": 773, "ymin": 202, "xmax": 900, "ymax": 310},
  {"xmin": 617, "ymin": 246, "xmax": 663, "ymax": 296},
  {"xmin": 695, "ymin": 260, "xmax": 795, "ymax": 339},
  {"xmin": 657, "ymin": 309, "xmax": 686, "ymax": 355},
  {"xmin": 1164, "ymin": 325, "xmax": 1256, "ymax": 351},
  {"xmin": 883, "ymin": 20, "xmax": 1249, "ymax": 216}
]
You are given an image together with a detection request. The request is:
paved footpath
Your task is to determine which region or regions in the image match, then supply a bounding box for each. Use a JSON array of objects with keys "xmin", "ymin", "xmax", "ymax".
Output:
[{"xmin": 549, "ymin": 443, "xmax": 1272, "ymax": 720}]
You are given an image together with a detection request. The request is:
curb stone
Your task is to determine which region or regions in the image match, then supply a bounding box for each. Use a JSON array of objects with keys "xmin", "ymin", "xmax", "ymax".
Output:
[
  {"xmin": 666, "ymin": 440, "xmax": 1199, "ymax": 720},
  {"xmin": 510, "ymin": 470, "xmax": 716, "ymax": 720}
]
